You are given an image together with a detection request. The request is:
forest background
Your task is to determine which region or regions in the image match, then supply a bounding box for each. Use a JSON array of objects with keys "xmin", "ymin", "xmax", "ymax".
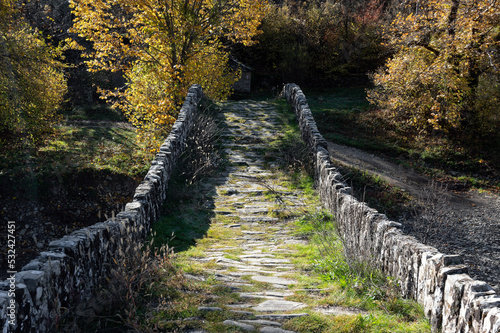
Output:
[{"xmin": 2, "ymin": 0, "xmax": 499, "ymax": 151}]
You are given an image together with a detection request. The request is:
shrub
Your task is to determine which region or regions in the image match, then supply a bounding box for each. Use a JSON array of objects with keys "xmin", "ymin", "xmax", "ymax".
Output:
[{"xmin": 0, "ymin": 1, "xmax": 67, "ymax": 146}]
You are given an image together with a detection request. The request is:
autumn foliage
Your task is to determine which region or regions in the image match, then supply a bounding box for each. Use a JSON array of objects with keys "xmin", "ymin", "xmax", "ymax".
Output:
[
  {"xmin": 0, "ymin": 0, "xmax": 67, "ymax": 145},
  {"xmin": 70, "ymin": 0, "xmax": 268, "ymax": 149},
  {"xmin": 368, "ymin": 0, "xmax": 500, "ymax": 137}
]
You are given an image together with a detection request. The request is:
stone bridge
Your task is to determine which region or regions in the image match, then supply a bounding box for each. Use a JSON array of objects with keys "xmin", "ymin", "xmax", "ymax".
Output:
[{"xmin": 1, "ymin": 84, "xmax": 499, "ymax": 332}]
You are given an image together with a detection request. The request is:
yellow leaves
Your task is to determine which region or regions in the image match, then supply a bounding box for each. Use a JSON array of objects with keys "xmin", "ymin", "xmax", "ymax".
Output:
[
  {"xmin": 70, "ymin": 0, "xmax": 266, "ymax": 149},
  {"xmin": 368, "ymin": 45, "xmax": 469, "ymax": 133},
  {"xmin": 0, "ymin": 1, "xmax": 67, "ymax": 144},
  {"xmin": 153, "ymin": 114, "xmax": 176, "ymax": 126},
  {"xmin": 369, "ymin": 0, "xmax": 500, "ymax": 135}
]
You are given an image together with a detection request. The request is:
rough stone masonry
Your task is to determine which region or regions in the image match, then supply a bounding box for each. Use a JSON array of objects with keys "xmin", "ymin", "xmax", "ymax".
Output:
[
  {"xmin": 0, "ymin": 85, "xmax": 203, "ymax": 333},
  {"xmin": 281, "ymin": 83, "xmax": 500, "ymax": 333}
]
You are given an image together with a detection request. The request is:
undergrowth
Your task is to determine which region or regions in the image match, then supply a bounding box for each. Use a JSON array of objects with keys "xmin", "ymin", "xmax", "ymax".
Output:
[
  {"xmin": 337, "ymin": 166, "xmax": 412, "ymax": 220},
  {"xmin": 290, "ymin": 210, "xmax": 431, "ymax": 333},
  {"xmin": 57, "ymin": 236, "xmax": 182, "ymax": 332},
  {"xmin": 0, "ymin": 103, "xmax": 152, "ymax": 183}
]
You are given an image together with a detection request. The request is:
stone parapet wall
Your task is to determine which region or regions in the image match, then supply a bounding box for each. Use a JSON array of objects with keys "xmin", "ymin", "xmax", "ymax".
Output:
[
  {"xmin": 282, "ymin": 83, "xmax": 500, "ymax": 333},
  {"xmin": 0, "ymin": 85, "xmax": 203, "ymax": 333}
]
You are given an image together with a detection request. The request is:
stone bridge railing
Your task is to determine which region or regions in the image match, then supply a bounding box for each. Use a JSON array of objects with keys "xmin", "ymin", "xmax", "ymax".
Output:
[
  {"xmin": 0, "ymin": 85, "xmax": 203, "ymax": 333},
  {"xmin": 282, "ymin": 83, "xmax": 500, "ymax": 333}
]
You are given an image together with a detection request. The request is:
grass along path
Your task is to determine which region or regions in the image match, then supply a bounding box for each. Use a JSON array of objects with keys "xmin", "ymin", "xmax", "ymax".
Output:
[
  {"xmin": 135, "ymin": 100, "xmax": 430, "ymax": 333},
  {"xmin": 64, "ymin": 100, "xmax": 430, "ymax": 331}
]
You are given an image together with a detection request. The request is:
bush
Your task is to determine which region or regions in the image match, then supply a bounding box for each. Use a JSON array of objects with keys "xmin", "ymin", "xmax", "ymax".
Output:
[
  {"xmin": 0, "ymin": 1, "xmax": 67, "ymax": 146},
  {"xmin": 58, "ymin": 237, "xmax": 182, "ymax": 331},
  {"xmin": 367, "ymin": 0, "xmax": 500, "ymax": 140}
]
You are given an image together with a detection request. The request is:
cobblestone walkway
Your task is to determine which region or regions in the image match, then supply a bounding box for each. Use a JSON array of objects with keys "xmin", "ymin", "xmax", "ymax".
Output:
[{"xmin": 174, "ymin": 101, "xmax": 357, "ymax": 332}]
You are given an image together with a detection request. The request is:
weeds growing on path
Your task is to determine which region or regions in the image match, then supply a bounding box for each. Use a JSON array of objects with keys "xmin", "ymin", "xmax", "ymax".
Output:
[{"xmin": 58, "ymin": 99, "xmax": 430, "ymax": 332}]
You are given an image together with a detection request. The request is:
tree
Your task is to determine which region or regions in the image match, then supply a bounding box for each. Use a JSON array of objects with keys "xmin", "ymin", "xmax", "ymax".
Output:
[
  {"xmin": 0, "ymin": 0, "xmax": 67, "ymax": 145},
  {"xmin": 70, "ymin": 0, "xmax": 268, "ymax": 149},
  {"xmin": 235, "ymin": 0, "xmax": 387, "ymax": 86},
  {"xmin": 368, "ymin": 0, "xmax": 500, "ymax": 137}
]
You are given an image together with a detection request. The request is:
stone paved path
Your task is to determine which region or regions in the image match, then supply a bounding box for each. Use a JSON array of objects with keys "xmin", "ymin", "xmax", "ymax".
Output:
[{"xmin": 174, "ymin": 101, "xmax": 360, "ymax": 332}]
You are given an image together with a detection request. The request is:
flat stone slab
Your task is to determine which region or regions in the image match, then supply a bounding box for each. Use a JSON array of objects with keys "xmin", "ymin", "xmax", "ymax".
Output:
[
  {"xmin": 239, "ymin": 254, "xmax": 274, "ymax": 259},
  {"xmin": 239, "ymin": 291, "xmax": 294, "ymax": 300},
  {"xmin": 223, "ymin": 320, "xmax": 256, "ymax": 331},
  {"xmin": 240, "ymin": 216, "xmax": 279, "ymax": 223},
  {"xmin": 226, "ymin": 303, "xmax": 254, "ymax": 309},
  {"xmin": 226, "ymin": 282, "xmax": 253, "ymax": 288},
  {"xmin": 246, "ymin": 265, "xmax": 295, "ymax": 271},
  {"xmin": 237, "ymin": 236, "xmax": 265, "ymax": 241},
  {"xmin": 259, "ymin": 326, "xmax": 296, "ymax": 333},
  {"xmin": 237, "ymin": 208, "xmax": 270, "ymax": 214},
  {"xmin": 243, "ymin": 202, "xmax": 277, "ymax": 208},
  {"xmin": 245, "ymin": 241, "xmax": 272, "ymax": 247},
  {"xmin": 243, "ymin": 250, "xmax": 263, "ymax": 254},
  {"xmin": 226, "ymin": 271, "xmax": 255, "ymax": 277},
  {"xmin": 211, "ymin": 246, "xmax": 240, "ymax": 251},
  {"xmin": 242, "ymin": 231, "xmax": 266, "ymax": 235},
  {"xmin": 255, "ymin": 313, "xmax": 309, "ymax": 320},
  {"xmin": 259, "ymin": 327, "xmax": 297, "ymax": 333},
  {"xmin": 239, "ymin": 293, "xmax": 284, "ymax": 300},
  {"xmin": 282, "ymin": 239, "xmax": 308, "ymax": 245},
  {"xmin": 231, "ymin": 172, "xmax": 274, "ymax": 178},
  {"xmin": 251, "ymin": 276, "xmax": 297, "ymax": 285},
  {"xmin": 214, "ymin": 274, "xmax": 246, "ymax": 283},
  {"xmin": 242, "ymin": 258, "xmax": 291, "ymax": 264},
  {"xmin": 216, "ymin": 262, "xmax": 265, "ymax": 271},
  {"xmin": 239, "ymin": 291, "xmax": 293, "ymax": 300},
  {"xmin": 252, "ymin": 300, "xmax": 306, "ymax": 312},
  {"xmin": 235, "ymin": 268, "xmax": 279, "ymax": 274},
  {"xmin": 240, "ymin": 319, "xmax": 282, "ymax": 327}
]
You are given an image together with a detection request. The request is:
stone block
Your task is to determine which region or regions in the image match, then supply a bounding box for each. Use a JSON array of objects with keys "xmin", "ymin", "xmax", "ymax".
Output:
[
  {"xmin": 443, "ymin": 273, "xmax": 473, "ymax": 332},
  {"xmin": 458, "ymin": 280, "xmax": 497, "ymax": 332},
  {"xmin": 481, "ymin": 300, "xmax": 500, "ymax": 333}
]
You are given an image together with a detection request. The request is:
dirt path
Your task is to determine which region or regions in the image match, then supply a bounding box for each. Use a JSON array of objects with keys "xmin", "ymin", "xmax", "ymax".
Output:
[{"xmin": 326, "ymin": 141, "xmax": 500, "ymax": 293}]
